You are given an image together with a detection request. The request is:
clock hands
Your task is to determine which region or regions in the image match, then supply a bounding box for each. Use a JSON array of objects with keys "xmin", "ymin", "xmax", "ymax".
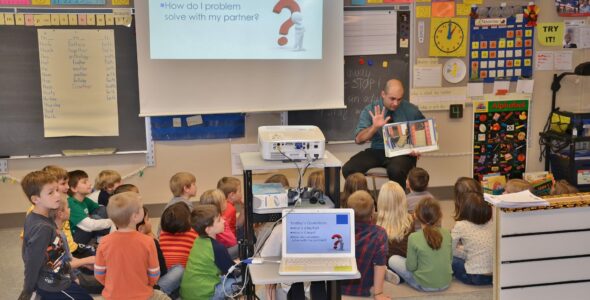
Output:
[{"xmin": 447, "ymin": 20, "xmax": 453, "ymax": 40}]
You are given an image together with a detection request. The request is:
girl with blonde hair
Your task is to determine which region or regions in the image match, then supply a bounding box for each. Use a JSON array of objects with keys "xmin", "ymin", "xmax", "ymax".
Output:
[{"xmin": 375, "ymin": 181, "xmax": 415, "ymax": 259}]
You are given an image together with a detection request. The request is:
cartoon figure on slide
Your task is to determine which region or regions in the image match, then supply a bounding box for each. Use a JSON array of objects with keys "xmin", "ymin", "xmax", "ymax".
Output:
[{"xmin": 291, "ymin": 12, "xmax": 305, "ymax": 51}]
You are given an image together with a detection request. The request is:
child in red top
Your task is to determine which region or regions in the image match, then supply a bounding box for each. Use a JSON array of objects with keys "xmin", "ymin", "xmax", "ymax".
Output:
[
  {"xmin": 159, "ymin": 202, "xmax": 199, "ymax": 268},
  {"xmin": 216, "ymin": 177, "xmax": 244, "ymax": 238}
]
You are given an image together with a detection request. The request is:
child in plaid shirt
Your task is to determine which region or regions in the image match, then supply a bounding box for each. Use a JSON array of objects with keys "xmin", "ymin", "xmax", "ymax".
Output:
[{"xmin": 341, "ymin": 190, "xmax": 390, "ymax": 299}]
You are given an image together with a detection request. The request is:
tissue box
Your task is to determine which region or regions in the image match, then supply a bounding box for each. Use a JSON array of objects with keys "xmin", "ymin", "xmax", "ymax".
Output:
[{"xmin": 252, "ymin": 183, "xmax": 288, "ymax": 212}]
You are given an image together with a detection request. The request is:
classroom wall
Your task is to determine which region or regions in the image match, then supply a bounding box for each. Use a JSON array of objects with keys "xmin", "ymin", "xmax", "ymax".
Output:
[{"xmin": 1, "ymin": 1, "xmax": 590, "ymax": 215}]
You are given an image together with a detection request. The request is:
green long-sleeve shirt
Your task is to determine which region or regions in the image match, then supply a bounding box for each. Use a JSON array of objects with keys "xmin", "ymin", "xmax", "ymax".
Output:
[{"xmin": 406, "ymin": 228, "xmax": 452, "ymax": 289}]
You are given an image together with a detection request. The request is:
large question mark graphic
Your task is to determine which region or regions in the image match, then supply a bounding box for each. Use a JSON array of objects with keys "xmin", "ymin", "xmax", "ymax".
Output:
[
  {"xmin": 272, "ymin": 0, "xmax": 301, "ymax": 46},
  {"xmin": 331, "ymin": 234, "xmax": 343, "ymax": 250}
]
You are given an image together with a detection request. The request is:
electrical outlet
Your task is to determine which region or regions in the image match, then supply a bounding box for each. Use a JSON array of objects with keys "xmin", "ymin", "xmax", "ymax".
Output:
[{"xmin": 0, "ymin": 159, "xmax": 7, "ymax": 174}]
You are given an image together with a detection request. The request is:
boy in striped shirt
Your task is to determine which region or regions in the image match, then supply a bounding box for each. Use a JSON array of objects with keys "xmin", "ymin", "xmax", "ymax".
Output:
[{"xmin": 94, "ymin": 192, "xmax": 167, "ymax": 300}]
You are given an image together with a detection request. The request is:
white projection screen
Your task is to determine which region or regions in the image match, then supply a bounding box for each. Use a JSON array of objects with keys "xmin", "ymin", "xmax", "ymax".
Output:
[{"xmin": 135, "ymin": 0, "xmax": 344, "ymax": 116}]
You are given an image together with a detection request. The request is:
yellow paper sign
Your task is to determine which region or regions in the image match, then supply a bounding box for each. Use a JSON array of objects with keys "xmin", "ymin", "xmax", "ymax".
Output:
[
  {"xmin": 368, "ymin": 0, "xmax": 383, "ymax": 3},
  {"xmin": 96, "ymin": 14, "xmax": 105, "ymax": 26},
  {"xmin": 105, "ymin": 14, "xmax": 114, "ymax": 26},
  {"xmin": 34, "ymin": 14, "xmax": 51, "ymax": 26},
  {"xmin": 457, "ymin": 4, "xmax": 471, "ymax": 16},
  {"xmin": 112, "ymin": 0, "xmax": 130, "ymax": 5},
  {"xmin": 115, "ymin": 15, "xmax": 132, "ymax": 26},
  {"xmin": 32, "ymin": 0, "xmax": 50, "ymax": 5},
  {"xmin": 86, "ymin": 14, "xmax": 96, "ymax": 25},
  {"xmin": 538, "ymin": 22, "xmax": 564, "ymax": 47},
  {"xmin": 68, "ymin": 14, "xmax": 78, "ymax": 25},
  {"xmin": 15, "ymin": 14, "xmax": 25, "ymax": 25},
  {"xmin": 417, "ymin": 6, "xmax": 431, "ymax": 18},
  {"xmin": 0, "ymin": 14, "xmax": 4, "ymax": 26},
  {"xmin": 463, "ymin": 0, "xmax": 483, "ymax": 4},
  {"xmin": 59, "ymin": 14, "xmax": 69, "ymax": 26},
  {"xmin": 51, "ymin": 14, "xmax": 60, "ymax": 25},
  {"xmin": 4, "ymin": 13, "xmax": 15, "ymax": 25}
]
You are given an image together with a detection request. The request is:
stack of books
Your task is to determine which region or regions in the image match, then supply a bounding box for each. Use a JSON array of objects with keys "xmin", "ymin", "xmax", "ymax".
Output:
[
  {"xmin": 481, "ymin": 173, "xmax": 506, "ymax": 195},
  {"xmin": 483, "ymin": 190, "xmax": 549, "ymax": 208},
  {"xmin": 523, "ymin": 171, "xmax": 554, "ymax": 196}
]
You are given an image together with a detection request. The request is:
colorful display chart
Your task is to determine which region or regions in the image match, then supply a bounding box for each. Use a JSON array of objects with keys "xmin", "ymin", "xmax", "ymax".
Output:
[
  {"xmin": 472, "ymin": 100, "xmax": 529, "ymax": 181},
  {"xmin": 469, "ymin": 9, "xmax": 534, "ymax": 82}
]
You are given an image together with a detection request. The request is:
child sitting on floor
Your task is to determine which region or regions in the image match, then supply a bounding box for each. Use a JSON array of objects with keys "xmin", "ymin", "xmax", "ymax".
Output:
[
  {"xmin": 388, "ymin": 197, "xmax": 452, "ymax": 292},
  {"xmin": 451, "ymin": 192, "xmax": 494, "ymax": 285}
]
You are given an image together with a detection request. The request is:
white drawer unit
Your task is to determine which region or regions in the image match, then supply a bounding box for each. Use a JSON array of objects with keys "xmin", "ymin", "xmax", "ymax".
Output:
[{"xmin": 494, "ymin": 205, "xmax": 590, "ymax": 300}]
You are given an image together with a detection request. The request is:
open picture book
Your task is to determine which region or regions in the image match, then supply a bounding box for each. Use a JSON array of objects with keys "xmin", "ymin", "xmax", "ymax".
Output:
[{"xmin": 382, "ymin": 118, "xmax": 439, "ymax": 157}]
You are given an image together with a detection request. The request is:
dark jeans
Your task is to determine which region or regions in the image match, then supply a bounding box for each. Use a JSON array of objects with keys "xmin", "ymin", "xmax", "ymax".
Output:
[
  {"xmin": 288, "ymin": 282, "xmax": 327, "ymax": 300},
  {"xmin": 72, "ymin": 227, "xmax": 110, "ymax": 246},
  {"xmin": 73, "ymin": 206, "xmax": 110, "ymax": 245},
  {"xmin": 77, "ymin": 272, "xmax": 104, "ymax": 294},
  {"xmin": 36, "ymin": 282, "xmax": 93, "ymax": 300},
  {"xmin": 452, "ymin": 257, "xmax": 493, "ymax": 286},
  {"xmin": 342, "ymin": 148, "xmax": 417, "ymax": 187}
]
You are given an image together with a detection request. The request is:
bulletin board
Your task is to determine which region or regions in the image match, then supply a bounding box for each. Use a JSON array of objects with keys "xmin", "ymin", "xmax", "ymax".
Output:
[{"xmin": 150, "ymin": 114, "xmax": 245, "ymax": 141}]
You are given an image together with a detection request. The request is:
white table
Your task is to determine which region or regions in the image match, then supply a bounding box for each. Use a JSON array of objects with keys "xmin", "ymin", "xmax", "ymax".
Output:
[{"xmin": 248, "ymin": 257, "xmax": 360, "ymax": 300}]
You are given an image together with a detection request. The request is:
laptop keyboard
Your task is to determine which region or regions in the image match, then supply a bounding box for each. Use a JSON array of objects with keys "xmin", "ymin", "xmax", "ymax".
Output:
[{"xmin": 284, "ymin": 257, "xmax": 352, "ymax": 266}]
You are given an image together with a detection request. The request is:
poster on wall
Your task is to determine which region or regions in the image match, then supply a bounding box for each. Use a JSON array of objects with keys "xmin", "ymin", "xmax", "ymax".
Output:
[
  {"xmin": 556, "ymin": 0, "xmax": 590, "ymax": 17},
  {"xmin": 564, "ymin": 20, "xmax": 590, "ymax": 48},
  {"xmin": 472, "ymin": 99, "xmax": 529, "ymax": 181},
  {"xmin": 469, "ymin": 5, "xmax": 535, "ymax": 82}
]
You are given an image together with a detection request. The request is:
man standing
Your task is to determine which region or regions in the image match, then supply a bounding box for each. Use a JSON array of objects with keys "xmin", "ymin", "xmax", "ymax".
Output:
[{"xmin": 342, "ymin": 79, "xmax": 425, "ymax": 187}]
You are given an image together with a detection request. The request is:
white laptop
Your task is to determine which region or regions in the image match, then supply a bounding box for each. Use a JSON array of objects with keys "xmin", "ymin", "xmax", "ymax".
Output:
[{"xmin": 278, "ymin": 208, "xmax": 358, "ymax": 275}]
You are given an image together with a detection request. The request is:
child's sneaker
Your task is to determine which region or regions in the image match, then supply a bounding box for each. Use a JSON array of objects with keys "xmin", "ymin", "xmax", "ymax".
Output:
[{"xmin": 385, "ymin": 269, "xmax": 400, "ymax": 285}]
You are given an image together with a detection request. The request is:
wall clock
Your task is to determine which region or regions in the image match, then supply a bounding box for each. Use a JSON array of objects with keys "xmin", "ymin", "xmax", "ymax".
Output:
[{"xmin": 429, "ymin": 18, "xmax": 468, "ymax": 57}]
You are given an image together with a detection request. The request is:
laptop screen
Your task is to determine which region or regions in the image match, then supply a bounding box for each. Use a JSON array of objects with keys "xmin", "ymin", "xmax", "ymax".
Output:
[{"xmin": 285, "ymin": 212, "xmax": 353, "ymax": 255}]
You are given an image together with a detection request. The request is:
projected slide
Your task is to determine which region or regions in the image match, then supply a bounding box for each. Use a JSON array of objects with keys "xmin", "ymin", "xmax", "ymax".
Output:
[
  {"xmin": 149, "ymin": 0, "xmax": 323, "ymax": 59},
  {"xmin": 286, "ymin": 213, "xmax": 352, "ymax": 254}
]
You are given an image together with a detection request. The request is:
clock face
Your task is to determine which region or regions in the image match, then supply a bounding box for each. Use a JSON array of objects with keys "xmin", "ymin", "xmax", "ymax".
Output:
[{"xmin": 433, "ymin": 21, "xmax": 465, "ymax": 54}]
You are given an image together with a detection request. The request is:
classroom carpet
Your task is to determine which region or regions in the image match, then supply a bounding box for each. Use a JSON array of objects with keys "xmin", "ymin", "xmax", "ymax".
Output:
[{"xmin": 2, "ymin": 201, "xmax": 492, "ymax": 299}]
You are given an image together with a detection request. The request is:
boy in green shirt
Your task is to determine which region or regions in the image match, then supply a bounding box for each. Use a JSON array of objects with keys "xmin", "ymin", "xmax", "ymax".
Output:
[
  {"xmin": 180, "ymin": 204, "xmax": 239, "ymax": 300},
  {"xmin": 67, "ymin": 170, "xmax": 113, "ymax": 246}
]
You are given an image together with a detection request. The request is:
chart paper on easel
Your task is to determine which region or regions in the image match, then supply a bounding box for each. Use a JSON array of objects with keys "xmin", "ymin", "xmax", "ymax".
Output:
[{"xmin": 38, "ymin": 29, "xmax": 119, "ymax": 137}]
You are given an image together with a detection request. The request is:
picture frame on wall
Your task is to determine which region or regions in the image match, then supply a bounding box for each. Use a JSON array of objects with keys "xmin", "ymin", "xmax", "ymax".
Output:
[{"xmin": 556, "ymin": 0, "xmax": 590, "ymax": 17}]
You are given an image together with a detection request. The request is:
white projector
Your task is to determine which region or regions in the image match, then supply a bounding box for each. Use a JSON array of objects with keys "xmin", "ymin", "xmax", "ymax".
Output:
[{"xmin": 258, "ymin": 126, "xmax": 326, "ymax": 161}]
